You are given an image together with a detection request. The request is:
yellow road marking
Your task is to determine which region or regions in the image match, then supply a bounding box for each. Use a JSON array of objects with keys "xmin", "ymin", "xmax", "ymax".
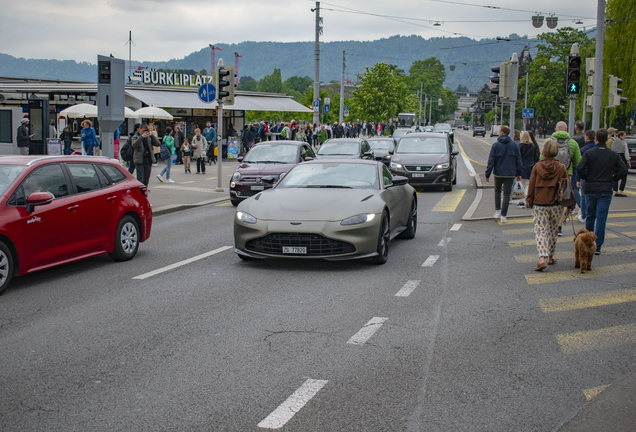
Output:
[
  {"xmin": 216, "ymin": 202, "xmax": 231, "ymax": 206},
  {"xmin": 502, "ymin": 228, "xmax": 535, "ymax": 235},
  {"xmin": 180, "ymin": 181, "xmax": 195, "ymax": 184},
  {"xmin": 525, "ymin": 263, "xmax": 636, "ymax": 285},
  {"xmin": 509, "ymin": 233, "xmax": 617, "ymax": 247},
  {"xmin": 457, "ymin": 131, "xmax": 493, "ymax": 147},
  {"xmin": 154, "ymin": 185, "xmax": 167, "ymax": 188},
  {"xmin": 515, "ymin": 244, "xmax": 636, "ymax": 263},
  {"xmin": 500, "ymin": 212, "xmax": 636, "ymax": 225},
  {"xmin": 621, "ymin": 190, "xmax": 636, "ymax": 196},
  {"xmin": 205, "ymin": 177, "xmax": 217, "ymax": 180},
  {"xmin": 583, "ymin": 385, "xmax": 611, "ymax": 401},
  {"xmin": 432, "ymin": 189, "xmax": 467, "ymax": 212},
  {"xmin": 555, "ymin": 322, "xmax": 636, "ymax": 354},
  {"xmin": 606, "ymin": 221, "xmax": 636, "ymax": 227},
  {"xmin": 625, "ymin": 185, "xmax": 636, "ymax": 190},
  {"xmin": 539, "ymin": 288, "xmax": 636, "ymax": 313},
  {"xmin": 622, "ymin": 231, "xmax": 636, "ymax": 237},
  {"xmin": 455, "ymin": 139, "xmax": 486, "ymax": 167}
]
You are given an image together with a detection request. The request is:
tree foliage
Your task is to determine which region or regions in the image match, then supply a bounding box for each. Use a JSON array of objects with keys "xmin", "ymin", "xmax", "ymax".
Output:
[
  {"xmin": 351, "ymin": 62, "xmax": 416, "ymax": 121},
  {"xmin": 407, "ymin": 58, "xmax": 459, "ymax": 123}
]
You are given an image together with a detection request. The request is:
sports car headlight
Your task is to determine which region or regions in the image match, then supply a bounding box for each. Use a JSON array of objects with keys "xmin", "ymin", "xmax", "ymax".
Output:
[
  {"xmin": 390, "ymin": 162, "xmax": 403, "ymax": 169},
  {"xmin": 236, "ymin": 211, "xmax": 257, "ymax": 224},
  {"xmin": 435, "ymin": 163, "xmax": 450, "ymax": 170},
  {"xmin": 233, "ymin": 171, "xmax": 241, "ymax": 181},
  {"xmin": 341, "ymin": 213, "xmax": 376, "ymax": 226}
]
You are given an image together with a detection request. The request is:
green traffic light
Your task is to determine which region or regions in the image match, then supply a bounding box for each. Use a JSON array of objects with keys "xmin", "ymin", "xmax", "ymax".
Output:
[{"xmin": 567, "ymin": 82, "xmax": 580, "ymax": 94}]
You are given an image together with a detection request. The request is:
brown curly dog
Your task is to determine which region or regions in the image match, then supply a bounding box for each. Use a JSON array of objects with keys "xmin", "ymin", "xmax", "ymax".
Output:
[{"xmin": 574, "ymin": 228, "xmax": 597, "ymax": 273}]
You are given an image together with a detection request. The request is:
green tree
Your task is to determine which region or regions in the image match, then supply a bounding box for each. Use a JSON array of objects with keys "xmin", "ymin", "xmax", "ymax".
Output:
[
  {"xmin": 351, "ymin": 62, "xmax": 416, "ymax": 121},
  {"xmin": 407, "ymin": 58, "xmax": 458, "ymax": 124},
  {"xmin": 258, "ymin": 68, "xmax": 283, "ymax": 93},
  {"xmin": 283, "ymin": 76, "xmax": 312, "ymax": 94},
  {"xmin": 604, "ymin": 0, "xmax": 635, "ymax": 127}
]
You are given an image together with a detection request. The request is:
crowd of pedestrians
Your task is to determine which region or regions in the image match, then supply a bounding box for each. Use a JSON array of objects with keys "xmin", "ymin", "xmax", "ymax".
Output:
[{"xmin": 485, "ymin": 120, "xmax": 630, "ymax": 271}]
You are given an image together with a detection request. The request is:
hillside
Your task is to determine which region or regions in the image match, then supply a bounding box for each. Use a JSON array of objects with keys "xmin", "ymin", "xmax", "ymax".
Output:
[{"xmin": 0, "ymin": 34, "xmax": 538, "ymax": 91}]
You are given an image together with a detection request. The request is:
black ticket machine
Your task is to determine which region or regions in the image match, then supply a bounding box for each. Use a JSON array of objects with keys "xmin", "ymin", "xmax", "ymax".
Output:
[{"xmin": 27, "ymin": 99, "xmax": 49, "ymax": 155}]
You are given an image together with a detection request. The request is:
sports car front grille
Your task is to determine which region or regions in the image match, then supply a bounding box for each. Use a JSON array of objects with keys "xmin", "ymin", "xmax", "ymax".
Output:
[
  {"xmin": 405, "ymin": 165, "xmax": 433, "ymax": 172},
  {"xmin": 246, "ymin": 233, "xmax": 356, "ymax": 256}
]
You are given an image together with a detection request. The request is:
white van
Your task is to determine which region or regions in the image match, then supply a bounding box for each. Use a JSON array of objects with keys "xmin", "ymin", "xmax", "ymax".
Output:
[{"xmin": 490, "ymin": 125, "xmax": 500, "ymax": 137}]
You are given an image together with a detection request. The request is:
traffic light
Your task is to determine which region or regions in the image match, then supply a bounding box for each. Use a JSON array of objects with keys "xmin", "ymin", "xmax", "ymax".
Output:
[
  {"xmin": 480, "ymin": 101, "xmax": 485, "ymax": 109},
  {"xmin": 566, "ymin": 56, "xmax": 581, "ymax": 94},
  {"xmin": 216, "ymin": 64, "xmax": 235, "ymax": 105},
  {"xmin": 608, "ymin": 75, "xmax": 628, "ymax": 107},
  {"xmin": 490, "ymin": 61, "xmax": 512, "ymax": 102}
]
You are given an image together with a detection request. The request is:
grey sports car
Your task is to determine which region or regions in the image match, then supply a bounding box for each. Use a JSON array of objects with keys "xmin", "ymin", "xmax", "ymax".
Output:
[{"xmin": 234, "ymin": 159, "xmax": 417, "ymax": 264}]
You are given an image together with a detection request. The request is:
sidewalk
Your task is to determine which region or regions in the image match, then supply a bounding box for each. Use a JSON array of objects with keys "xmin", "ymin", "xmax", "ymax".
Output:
[{"xmin": 143, "ymin": 159, "xmax": 238, "ymax": 216}]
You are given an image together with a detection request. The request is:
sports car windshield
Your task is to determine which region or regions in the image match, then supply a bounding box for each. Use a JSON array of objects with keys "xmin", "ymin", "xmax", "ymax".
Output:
[
  {"xmin": 244, "ymin": 143, "xmax": 297, "ymax": 163},
  {"xmin": 317, "ymin": 141, "xmax": 359, "ymax": 156},
  {"xmin": 0, "ymin": 165, "xmax": 26, "ymax": 196},
  {"xmin": 369, "ymin": 140, "xmax": 394, "ymax": 151},
  {"xmin": 278, "ymin": 163, "xmax": 379, "ymax": 189},
  {"xmin": 396, "ymin": 137, "xmax": 448, "ymax": 154}
]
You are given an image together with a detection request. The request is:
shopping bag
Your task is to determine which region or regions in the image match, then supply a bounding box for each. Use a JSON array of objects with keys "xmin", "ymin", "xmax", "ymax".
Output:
[{"xmin": 512, "ymin": 180, "xmax": 525, "ymax": 200}]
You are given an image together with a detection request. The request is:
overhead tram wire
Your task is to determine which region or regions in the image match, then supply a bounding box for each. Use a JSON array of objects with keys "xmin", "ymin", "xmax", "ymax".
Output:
[{"xmin": 426, "ymin": 0, "xmax": 594, "ymax": 20}]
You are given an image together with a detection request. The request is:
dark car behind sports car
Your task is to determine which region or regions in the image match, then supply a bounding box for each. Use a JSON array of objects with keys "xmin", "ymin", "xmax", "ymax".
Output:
[
  {"xmin": 473, "ymin": 127, "xmax": 486, "ymax": 137},
  {"xmin": 316, "ymin": 138, "xmax": 375, "ymax": 160}
]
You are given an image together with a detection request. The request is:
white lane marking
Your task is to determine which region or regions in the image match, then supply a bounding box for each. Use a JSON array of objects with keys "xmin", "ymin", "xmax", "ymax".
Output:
[
  {"xmin": 347, "ymin": 317, "xmax": 389, "ymax": 345},
  {"xmin": 395, "ymin": 280, "xmax": 421, "ymax": 297},
  {"xmin": 460, "ymin": 147, "xmax": 476, "ymax": 177},
  {"xmin": 257, "ymin": 379, "xmax": 328, "ymax": 429},
  {"xmin": 450, "ymin": 223, "xmax": 462, "ymax": 231},
  {"xmin": 437, "ymin": 238, "xmax": 452, "ymax": 247},
  {"xmin": 132, "ymin": 246, "xmax": 233, "ymax": 280},
  {"xmin": 422, "ymin": 255, "xmax": 440, "ymax": 268}
]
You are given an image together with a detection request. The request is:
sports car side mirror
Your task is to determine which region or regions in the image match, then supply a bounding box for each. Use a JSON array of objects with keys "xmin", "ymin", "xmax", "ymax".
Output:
[
  {"xmin": 391, "ymin": 176, "xmax": 409, "ymax": 186},
  {"xmin": 388, "ymin": 150, "xmax": 394, "ymax": 155},
  {"xmin": 451, "ymin": 150, "xmax": 459, "ymax": 156},
  {"xmin": 363, "ymin": 151, "xmax": 374, "ymax": 159},
  {"xmin": 303, "ymin": 157, "xmax": 314, "ymax": 162}
]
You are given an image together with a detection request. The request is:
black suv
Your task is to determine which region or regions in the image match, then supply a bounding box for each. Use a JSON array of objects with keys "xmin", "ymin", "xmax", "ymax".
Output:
[{"xmin": 473, "ymin": 127, "xmax": 486, "ymax": 137}]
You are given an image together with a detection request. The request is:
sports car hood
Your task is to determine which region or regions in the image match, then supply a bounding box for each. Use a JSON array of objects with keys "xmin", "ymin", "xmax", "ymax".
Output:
[
  {"xmin": 239, "ymin": 188, "xmax": 380, "ymax": 221},
  {"xmin": 392, "ymin": 153, "xmax": 448, "ymax": 165},
  {"xmin": 236, "ymin": 162, "xmax": 295, "ymax": 177},
  {"xmin": 315, "ymin": 154, "xmax": 359, "ymax": 160}
]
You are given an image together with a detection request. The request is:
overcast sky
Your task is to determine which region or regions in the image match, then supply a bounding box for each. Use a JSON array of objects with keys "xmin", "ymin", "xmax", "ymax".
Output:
[{"xmin": 3, "ymin": 0, "xmax": 598, "ymax": 63}]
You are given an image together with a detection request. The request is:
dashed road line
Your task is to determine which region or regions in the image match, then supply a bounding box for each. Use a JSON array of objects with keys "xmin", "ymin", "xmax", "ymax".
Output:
[
  {"xmin": 347, "ymin": 317, "xmax": 389, "ymax": 345},
  {"xmin": 180, "ymin": 181, "xmax": 196, "ymax": 184},
  {"xmin": 539, "ymin": 288, "xmax": 636, "ymax": 313},
  {"xmin": 583, "ymin": 385, "xmax": 611, "ymax": 401},
  {"xmin": 526, "ymin": 263, "xmax": 636, "ymax": 285},
  {"xmin": 437, "ymin": 238, "xmax": 452, "ymax": 247},
  {"xmin": 450, "ymin": 223, "xmax": 462, "ymax": 231},
  {"xmin": 257, "ymin": 379, "xmax": 328, "ymax": 429},
  {"xmin": 555, "ymin": 323, "xmax": 636, "ymax": 355},
  {"xmin": 395, "ymin": 280, "xmax": 421, "ymax": 297},
  {"xmin": 132, "ymin": 246, "xmax": 233, "ymax": 280},
  {"xmin": 422, "ymin": 255, "xmax": 440, "ymax": 267}
]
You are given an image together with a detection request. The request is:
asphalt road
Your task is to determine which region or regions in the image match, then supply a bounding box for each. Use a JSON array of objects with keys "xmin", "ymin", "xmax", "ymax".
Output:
[{"xmin": 1, "ymin": 151, "xmax": 635, "ymax": 431}]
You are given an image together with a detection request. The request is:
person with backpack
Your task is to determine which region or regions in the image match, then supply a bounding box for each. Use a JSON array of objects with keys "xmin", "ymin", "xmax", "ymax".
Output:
[
  {"xmin": 203, "ymin": 121, "xmax": 217, "ymax": 165},
  {"xmin": 156, "ymin": 127, "xmax": 175, "ymax": 183},
  {"xmin": 576, "ymin": 128, "xmax": 628, "ymax": 255},
  {"xmin": 60, "ymin": 125, "xmax": 73, "ymax": 155},
  {"xmin": 80, "ymin": 120, "xmax": 97, "ymax": 155},
  {"xmin": 516, "ymin": 131, "xmax": 540, "ymax": 208},
  {"xmin": 485, "ymin": 125, "xmax": 522, "ymax": 223},
  {"xmin": 173, "ymin": 125, "xmax": 185, "ymax": 165},
  {"xmin": 122, "ymin": 123, "xmax": 140, "ymax": 174},
  {"xmin": 132, "ymin": 123, "xmax": 159, "ymax": 186},
  {"xmin": 540, "ymin": 121, "xmax": 582, "ymax": 235}
]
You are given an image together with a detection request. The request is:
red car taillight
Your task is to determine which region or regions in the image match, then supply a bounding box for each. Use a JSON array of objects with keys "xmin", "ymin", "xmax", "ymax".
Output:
[{"xmin": 139, "ymin": 185, "xmax": 148, "ymax": 197}]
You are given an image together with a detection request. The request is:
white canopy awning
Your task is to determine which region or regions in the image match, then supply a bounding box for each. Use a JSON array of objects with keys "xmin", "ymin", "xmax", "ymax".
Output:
[{"xmin": 125, "ymin": 89, "xmax": 312, "ymax": 113}]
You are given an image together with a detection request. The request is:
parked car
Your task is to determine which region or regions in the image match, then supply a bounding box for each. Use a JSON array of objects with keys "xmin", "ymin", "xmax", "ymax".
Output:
[
  {"xmin": 316, "ymin": 138, "xmax": 374, "ymax": 160},
  {"xmin": 473, "ymin": 127, "xmax": 486, "ymax": 137},
  {"xmin": 0, "ymin": 155, "xmax": 153, "ymax": 294},
  {"xmin": 230, "ymin": 141, "xmax": 316, "ymax": 206},
  {"xmin": 490, "ymin": 125, "xmax": 501, "ymax": 137},
  {"xmin": 388, "ymin": 132, "xmax": 459, "ymax": 191},
  {"xmin": 626, "ymin": 136, "xmax": 636, "ymax": 168},
  {"xmin": 234, "ymin": 159, "xmax": 417, "ymax": 264}
]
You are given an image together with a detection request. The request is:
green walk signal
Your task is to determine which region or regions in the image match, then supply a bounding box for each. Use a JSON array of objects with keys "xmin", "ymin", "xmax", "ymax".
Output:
[{"xmin": 566, "ymin": 56, "xmax": 581, "ymax": 94}]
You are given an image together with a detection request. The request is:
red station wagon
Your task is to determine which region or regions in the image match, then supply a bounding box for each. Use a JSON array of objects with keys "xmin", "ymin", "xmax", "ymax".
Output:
[{"xmin": 0, "ymin": 156, "xmax": 153, "ymax": 294}]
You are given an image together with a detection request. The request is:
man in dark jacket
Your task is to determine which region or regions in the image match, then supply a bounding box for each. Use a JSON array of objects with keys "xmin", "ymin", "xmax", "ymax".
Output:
[
  {"xmin": 572, "ymin": 121, "xmax": 586, "ymax": 149},
  {"xmin": 17, "ymin": 118, "xmax": 33, "ymax": 155},
  {"xmin": 576, "ymin": 128, "xmax": 628, "ymax": 254},
  {"xmin": 485, "ymin": 125, "xmax": 522, "ymax": 223}
]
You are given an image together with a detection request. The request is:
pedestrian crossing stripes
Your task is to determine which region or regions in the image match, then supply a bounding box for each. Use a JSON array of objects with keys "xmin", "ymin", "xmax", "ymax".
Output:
[
  {"xmin": 555, "ymin": 323, "xmax": 636, "ymax": 354},
  {"xmin": 539, "ymin": 288, "xmax": 636, "ymax": 313},
  {"xmin": 499, "ymin": 212, "xmax": 636, "ymax": 225},
  {"xmin": 509, "ymin": 233, "xmax": 618, "ymax": 247},
  {"xmin": 432, "ymin": 189, "xmax": 467, "ymax": 212},
  {"xmin": 525, "ymin": 263, "xmax": 636, "ymax": 285},
  {"xmin": 514, "ymin": 245, "xmax": 636, "ymax": 263}
]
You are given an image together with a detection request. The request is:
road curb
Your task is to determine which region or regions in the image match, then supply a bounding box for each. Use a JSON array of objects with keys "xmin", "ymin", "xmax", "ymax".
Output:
[{"xmin": 152, "ymin": 197, "xmax": 231, "ymax": 216}]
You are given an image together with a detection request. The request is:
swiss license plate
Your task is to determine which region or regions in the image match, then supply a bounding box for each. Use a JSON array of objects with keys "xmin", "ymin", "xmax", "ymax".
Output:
[
  {"xmin": 412, "ymin": 173, "xmax": 426, "ymax": 178},
  {"xmin": 251, "ymin": 185, "xmax": 265, "ymax": 191},
  {"xmin": 283, "ymin": 246, "xmax": 307, "ymax": 254}
]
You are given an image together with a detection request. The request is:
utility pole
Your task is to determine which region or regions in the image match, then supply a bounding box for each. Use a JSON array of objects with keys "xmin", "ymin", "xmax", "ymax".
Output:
[
  {"xmin": 509, "ymin": 52, "xmax": 518, "ymax": 139},
  {"xmin": 313, "ymin": 2, "xmax": 322, "ymax": 127},
  {"xmin": 523, "ymin": 72, "xmax": 529, "ymax": 131},
  {"xmin": 339, "ymin": 51, "xmax": 345, "ymax": 123},
  {"xmin": 419, "ymin": 82, "xmax": 423, "ymax": 126},
  {"xmin": 592, "ymin": 0, "xmax": 605, "ymax": 130},
  {"xmin": 429, "ymin": 97, "xmax": 432, "ymax": 126},
  {"xmin": 568, "ymin": 43, "xmax": 580, "ymax": 137},
  {"xmin": 216, "ymin": 59, "xmax": 225, "ymax": 192}
]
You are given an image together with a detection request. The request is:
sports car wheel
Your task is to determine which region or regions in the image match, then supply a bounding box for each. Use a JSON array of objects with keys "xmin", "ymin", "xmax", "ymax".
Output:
[
  {"xmin": 0, "ymin": 241, "xmax": 14, "ymax": 295},
  {"xmin": 371, "ymin": 211, "xmax": 390, "ymax": 264},
  {"xmin": 398, "ymin": 198, "xmax": 417, "ymax": 239},
  {"xmin": 109, "ymin": 215, "xmax": 140, "ymax": 262}
]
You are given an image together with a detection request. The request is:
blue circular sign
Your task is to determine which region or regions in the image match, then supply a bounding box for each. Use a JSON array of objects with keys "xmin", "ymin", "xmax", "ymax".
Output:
[{"xmin": 198, "ymin": 83, "xmax": 216, "ymax": 103}]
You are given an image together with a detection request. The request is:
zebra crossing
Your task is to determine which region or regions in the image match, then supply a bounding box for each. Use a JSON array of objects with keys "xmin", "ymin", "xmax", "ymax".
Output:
[{"xmin": 499, "ymin": 211, "xmax": 636, "ymax": 400}]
